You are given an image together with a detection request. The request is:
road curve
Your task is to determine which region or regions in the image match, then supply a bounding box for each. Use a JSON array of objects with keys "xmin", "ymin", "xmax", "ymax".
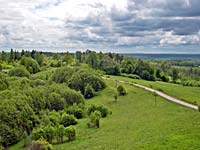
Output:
[{"xmin": 104, "ymin": 77, "xmax": 199, "ymax": 110}]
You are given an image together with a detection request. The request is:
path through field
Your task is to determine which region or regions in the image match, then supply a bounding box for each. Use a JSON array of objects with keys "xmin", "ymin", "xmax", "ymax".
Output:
[{"xmin": 104, "ymin": 77, "xmax": 199, "ymax": 110}]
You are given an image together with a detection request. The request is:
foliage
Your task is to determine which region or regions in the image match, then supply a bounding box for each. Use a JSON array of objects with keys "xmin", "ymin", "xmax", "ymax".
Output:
[
  {"xmin": 0, "ymin": 73, "xmax": 9, "ymax": 91},
  {"xmin": 47, "ymin": 92, "xmax": 65, "ymax": 111},
  {"xmin": 20, "ymin": 56, "xmax": 40, "ymax": 73},
  {"xmin": 117, "ymin": 85, "xmax": 127, "ymax": 96},
  {"xmin": 9, "ymin": 66, "xmax": 30, "ymax": 78},
  {"xmin": 65, "ymin": 126, "xmax": 76, "ymax": 141},
  {"xmin": 65, "ymin": 104, "xmax": 85, "ymax": 119},
  {"xmin": 29, "ymin": 137, "xmax": 53, "ymax": 150},
  {"xmin": 87, "ymin": 111, "xmax": 101, "ymax": 128},
  {"xmin": 60, "ymin": 113, "xmax": 77, "ymax": 127},
  {"xmin": 68, "ymin": 69, "xmax": 106, "ymax": 97},
  {"xmin": 84, "ymin": 84, "xmax": 95, "ymax": 99},
  {"xmin": 87, "ymin": 104, "xmax": 110, "ymax": 118}
]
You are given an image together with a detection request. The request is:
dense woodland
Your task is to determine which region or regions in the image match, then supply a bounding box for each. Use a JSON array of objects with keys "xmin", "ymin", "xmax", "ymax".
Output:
[{"xmin": 0, "ymin": 49, "xmax": 200, "ymax": 149}]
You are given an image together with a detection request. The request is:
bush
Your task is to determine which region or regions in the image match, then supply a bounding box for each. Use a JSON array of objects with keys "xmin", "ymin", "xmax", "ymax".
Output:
[
  {"xmin": 0, "ymin": 73, "xmax": 9, "ymax": 91},
  {"xmin": 84, "ymin": 84, "xmax": 95, "ymax": 99},
  {"xmin": 66, "ymin": 105, "xmax": 85, "ymax": 119},
  {"xmin": 117, "ymin": 85, "xmax": 127, "ymax": 96},
  {"xmin": 20, "ymin": 56, "xmax": 40, "ymax": 74},
  {"xmin": 56, "ymin": 125, "xmax": 65, "ymax": 144},
  {"xmin": 47, "ymin": 84, "xmax": 85, "ymax": 106},
  {"xmin": 32, "ymin": 128, "xmax": 46, "ymax": 141},
  {"xmin": 60, "ymin": 113, "xmax": 77, "ymax": 127},
  {"xmin": 68, "ymin": 68, "xmax": 106, "ymax": 94},
  {"xmin": 87, "ymin": 111, "xmax": 101, "ymax": 128},
  {"xmin": 9, "ymin": 66, "xmax": 30, "ymax": 78},
  {"xmin": 65, "ymin": 126, "xmax": 76, "ymax": 141},
  {"xmin": 87, "ymin": 104, "xmax": 110, "ymax": 118},
  {"xmin": 48, "ymin": 92, "xmax": 65, "ymax": 111},
  {"xmin": 29, "ymin": 137, "xmax": 53, "ymax": 150},
  {"xmin": 31, "ymin": 79, "xmax": 46, "ymax": 87},
  {"xmin": 51, "ymin": 67, "xmax": 74, "ymax": 83}
]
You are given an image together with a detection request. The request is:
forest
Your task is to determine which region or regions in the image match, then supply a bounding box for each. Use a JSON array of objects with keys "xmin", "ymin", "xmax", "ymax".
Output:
[{"xmin": 0, "ymin": 49, "xmax": 200, "ymax": 150}]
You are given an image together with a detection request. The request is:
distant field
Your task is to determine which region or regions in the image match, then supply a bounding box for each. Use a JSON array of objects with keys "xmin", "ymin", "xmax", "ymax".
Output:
[
  {"xmin": 109, "ymin": 75, "xmax": 200, "ymax": 105},
  {"xmin": 11, "ymin": 79, "xmax": 200, "ymax": 150}
]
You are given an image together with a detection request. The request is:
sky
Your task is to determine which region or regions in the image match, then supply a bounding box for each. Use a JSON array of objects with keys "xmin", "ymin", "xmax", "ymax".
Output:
[{"xmin": 0, "ymin": 0, "xmax": 200, "ymax": 53}]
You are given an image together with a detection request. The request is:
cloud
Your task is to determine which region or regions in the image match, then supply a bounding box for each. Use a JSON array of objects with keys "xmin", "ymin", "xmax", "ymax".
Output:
[{"xmin": 0, "ymin": 0, "xmax": 199, "ymax": 53}]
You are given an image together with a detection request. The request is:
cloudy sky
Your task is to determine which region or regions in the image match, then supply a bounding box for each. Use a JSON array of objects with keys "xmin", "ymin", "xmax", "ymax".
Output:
[{"xmin": 0, "ymin": 0, "xmax": 200, "ymax": 53}]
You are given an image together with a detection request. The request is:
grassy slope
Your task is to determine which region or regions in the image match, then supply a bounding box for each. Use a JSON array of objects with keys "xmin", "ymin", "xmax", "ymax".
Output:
[
  {"xmin": 110, "ymin": 75, "xmax": 200, "ymax": 105},
  {"xmin": 56, "ymin": 80, "xmax": 200, "ymax": 150},
  {"xmin": 11, "ymin": 80, "xmax": 200, "ymax": 150}
]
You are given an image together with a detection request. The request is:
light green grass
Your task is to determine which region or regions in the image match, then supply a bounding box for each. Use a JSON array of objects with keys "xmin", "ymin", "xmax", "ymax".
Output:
[
  {"xmin": 11, "ymin": 80, "xmax": 200, "ymax": 150},
  {"xmin": 110, "ymin": 75, "xmax": 200, "ymax": 105},
  {"xmin": 55, "ymin": 80, "xmax": 200, "ymax": 150}
]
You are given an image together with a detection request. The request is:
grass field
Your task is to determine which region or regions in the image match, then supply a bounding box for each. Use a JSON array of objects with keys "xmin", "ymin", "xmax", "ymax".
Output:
[
  {"xmin": 109, "ymin": 75, "xmax": 200, "ymax": 105},
  {"xmin": 11, "ymin": 79, "xmax": 200, "ymax": 150}
]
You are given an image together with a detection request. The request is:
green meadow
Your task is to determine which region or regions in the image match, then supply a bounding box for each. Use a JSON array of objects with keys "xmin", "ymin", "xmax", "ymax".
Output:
[
  {"xmin": 110, "ymin": 75, "xmax": 200, "ymax": 105},
  {"xmin": 11, "ymin": 79, "xmax": 200, "ymax": 150}
]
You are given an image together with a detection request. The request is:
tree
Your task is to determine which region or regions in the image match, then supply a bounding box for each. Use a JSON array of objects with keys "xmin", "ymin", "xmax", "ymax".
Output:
[
  {"xmin": 117, "ymin": 85, "xmax": 127, "ymax": 96},
  {"xmin": 48, "ymin": 92, "xmax": 65, "ymax": 111},
  {"xmin": 172, "ymin": 68, "xmax": 179, "ymax": 82},
  {"xmin": 60, "ymin": 113, "xmax": 77, "ymax": 127},
  {"xmin": 113, "ymin": 93, "xmax": 118, "ymax": 102},
  {"xmin": 87, "ymin": 111, "xmax": 101, "ymax": 128},
  {"xmin": 35, "ymin": 52, "xmax": 44, "ymax": 66},
  {"xmin": 32, "ymin": 127, "xmax": 46, "ymax": 141},
  {"xmin": 84, "ymin": 84, "xmax": 95, "ymax": 99},
  {"xmin": 29, "ymin": 137, "xmax": 53, "ymax": 150},
  {"xmin": 44, "ymin": 126, "xmax": 55, "ymax": 144},
  {"xmin": 0, "ymin": 73, "xmax": 9, "ymax": 91},
  {"xmin": 75, "ymin": 51, "xmax": 82, "ymax": 63},
  {"xmin": 87, "ymin": 104, "xmax": 110, "ymax": 118},
  {"xmin": 9, "ymin": 66, "xmax": 30, "ymax": 78},
  {"xmin": 9, "ymin": 48, "xmax": 14, "ymax": 62},
  {"xmin": 141, "ymin": 70, "xmax": 151, "ymax": 80},
  {"xmin": 20, "ymin": 56, "xmax": 40, "ymax": 73},
  {"xmin": 86, "ymin": 52, "xmax": 99, "ymax": 68},
  {"xmin": 0, "ymin": 51, "xmax": 8, "ymax": 62},
  {"xmin": 62, "ymin": 52, "xmax": 74, "ymax": 65},
  {"xmin": 65, "ymin": 126, "xmax": 76, "ymax": 141},
  {"xmin": 56, "ymin": 125, "xmax": 65, "ymax": 144}
]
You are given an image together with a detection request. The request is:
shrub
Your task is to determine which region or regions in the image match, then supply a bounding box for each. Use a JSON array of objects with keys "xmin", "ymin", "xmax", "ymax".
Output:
[
  {"xmin": 60, "ymin": 113, "xmax": 77, "ymax": 127},
  {"xmin": 65, "ymin": 126, "xmax": 76, "ymax": 141},
  {"xmin": 117, "ymin": 85, "xmax": 127, "ymax": 96},
  {"xmin": 29, "ymin": 137, "xmax": 53, "ymax": 150},
  {"xmin": 43, "ymin": 126, "xmax": 55, "ymax": 144},
  {"xmin": 32, "ymin": 128, "xmax": 46, "ymax": 141},
  {"xmin": 47, "ymin": 84, "xmax": 85, "ymax": 105},
  {"xmin": 68, "ymin": 69, "xmax": 106, "ymax": 94},
  {"xmin": 66, "ymin": 105, "xmax": 85, "ymax": 119},
  {"xmin": 84, "ymin": 84, "xmax": 95, "ymax": 99},
  {"xmin": 87, "ymin": 111, "xmax": 101, "ymax": 128},
  {"xmin": 48, "ymin": 92, "xmax": 65, "ymax": 111},
  {"xmin": 87, "ymin": 104, "xmax": 110, "ymax": 118},
  {"xmin": 9, "ymin": 66, "xmax": 30, "ymax": 78},
  {"xmin": 31, "ymin": 79, "xmax": 46, "ymax": 87},
  {"xmin": 51, "ymin": 67, "xmax": 74, "ymax": 83},
  {"xmin": 0, "ymin": 73, "xmax": 9, "ymax": 91},
  {"xmin": 20, "ymin": 56, "xmax": 40, "ymax": 74},
  {"xmin": 56, "ymin": 125, "xmax": 65, "ymax": 144}
]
